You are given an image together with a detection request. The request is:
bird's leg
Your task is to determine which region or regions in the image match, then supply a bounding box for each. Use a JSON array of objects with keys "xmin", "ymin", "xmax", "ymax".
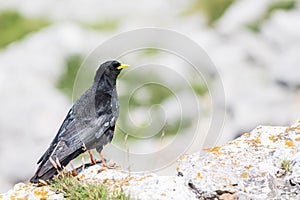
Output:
[
  {"xmin": 98, "ymin": 152, "xmax": 115, "ymax": 168},
  {"xmin": 87, "ymin": 150, "xmax": 96, "ymax": 165},
  {"xmin": 98, "ymin": 152, "xmax": 106, "ymax": 164}
]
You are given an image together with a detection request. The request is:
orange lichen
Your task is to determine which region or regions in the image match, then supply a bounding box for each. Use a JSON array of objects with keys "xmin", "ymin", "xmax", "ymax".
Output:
[
  {"xmin": 295, "ymin": 137, "xmax": 300, "ymax": 141},
  {"xmin": 285, "ymin": 140, "xmax": 295, "ymax": 147},
  {"xmin": 178, "ymin": 154, "xmax": 188, "ymax": 161},
  {"xmin": 33, "ymin": 188, "xmax": 48, "ymax": 198},
  {"xmin": 230, "ymin": 140, "xmax": 240, "ymax": 145},
  {"xmin": 219, "ymin": 193, "xmax": 237, "ymax": 200},
  {"xmin": 268, "ymin": 135, "xmax": 278, "ymax": 142},
  {"xmin": 243, "ymin": 132, "xmax": 251, "ymax": 137},
  {"xmin": 241, "ymin": 172, "xmax": 248, "ymax": 179},
  {"xmin": 16, "ymin": 198, "xmax": 28, "ymax": 200},
  {"xmin": 244, "ymin": 165, "xmax": 252, "ymax": 169},
  {"xmin": 204, "ymin": 146, "xmax": 223, "ymax": 155},
  {"xmin": 285, "ymin": 127, "xmax": 292, "ymax": 132},
  {"xmin": 286, "ymin": 125, "xmax": 300, "ymax": 132},
  {"xmin": 160, "ymin": 193, "xmax": 166, "ymax": 196},
  {"xmin": 197, "ymin": 172, "xmax": 202, "ymax": 179},
  {"xmin": 254, "ymin": 135, "xmax": 261, "ymax": 144},
  {"xmin": 246, "ymin": 135, "xmax": 261, "ymax": 146}
]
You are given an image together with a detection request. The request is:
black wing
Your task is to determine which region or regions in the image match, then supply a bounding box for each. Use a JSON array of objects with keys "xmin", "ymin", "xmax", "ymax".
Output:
[
  {"xmin": 36, "ymin": 108, "xmax": 74, "ymax": 164},
  {"xmin": 30, "ymin": 107, "xmax": 115, "ymax": 182},
  {"xmin": 30, "ymin": 107, "xmax": 86, "ymax": 182}
]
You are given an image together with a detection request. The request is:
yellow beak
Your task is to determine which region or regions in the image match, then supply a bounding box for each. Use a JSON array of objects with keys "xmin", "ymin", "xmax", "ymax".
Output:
[{"xmin": 117, "ymin": 64, "xmax": 130, "ymax": 70}]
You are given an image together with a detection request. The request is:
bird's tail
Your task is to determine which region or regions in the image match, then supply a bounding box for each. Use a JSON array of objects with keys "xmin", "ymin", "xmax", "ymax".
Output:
[
  {"xmin": 30, "ymin": 148, "xmax": 84, "ymax": 183},
  {"xmin": 30, "ymin": 167, "xmax": 58, "ymax": 183}
]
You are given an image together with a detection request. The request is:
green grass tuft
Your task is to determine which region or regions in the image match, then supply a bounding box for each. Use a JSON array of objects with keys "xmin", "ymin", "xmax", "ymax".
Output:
[
  {"xmin": 281, "ymin": 159, "xmax": 291, "ymax": 172},
  {"xmin": 49, "ymin": 176, "xmax": 130, "ymax": 200},
  {"xmin": 0, "ymin": 10, "xmax": 49, "ymax": 48}
]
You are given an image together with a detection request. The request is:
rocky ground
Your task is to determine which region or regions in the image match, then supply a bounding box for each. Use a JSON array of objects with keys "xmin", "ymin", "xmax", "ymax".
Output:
[{"xmin": 1, "ymin": 120, "xmax": 300, "ymax": 199}]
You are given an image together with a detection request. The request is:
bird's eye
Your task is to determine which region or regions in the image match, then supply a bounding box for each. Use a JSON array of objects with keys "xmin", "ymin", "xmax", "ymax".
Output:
[{"xmin": 112, "ymin": 61, "xmax": 121, "ymax": 68}]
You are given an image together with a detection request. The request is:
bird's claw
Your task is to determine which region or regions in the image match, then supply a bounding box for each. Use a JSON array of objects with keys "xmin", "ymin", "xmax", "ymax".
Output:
[{"xmin": 102, "ymin": 162, "xmax": 116, "ymax": 169}]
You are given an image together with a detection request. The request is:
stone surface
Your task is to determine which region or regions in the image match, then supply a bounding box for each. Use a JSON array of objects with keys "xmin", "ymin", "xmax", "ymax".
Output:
[
  {"xmin": 0, "ymin": 182, "xmax": 63, "ymax": 200},
  {"xmin": 77, "ymin": 165, "xmax": 197, "ymax": 200},
  {"xmin": 1, "ymin": 121, "xmax": 300, "ymax": 199},
  {"xmin": 178, "ymin": 121, "xmax": 300, "ymax": 199},
  {"xmin": 0, "ymin": 166, "xmax": 197, "ymax": 200}
]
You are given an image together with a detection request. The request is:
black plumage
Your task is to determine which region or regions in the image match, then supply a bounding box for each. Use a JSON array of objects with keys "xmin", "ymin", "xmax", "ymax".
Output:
[{"xmin": 30, "ymin": 60, "xmax": 128, "ymax": 183}]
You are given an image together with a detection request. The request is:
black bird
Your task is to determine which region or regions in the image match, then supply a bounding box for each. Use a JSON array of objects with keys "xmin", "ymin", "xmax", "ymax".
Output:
[{"xmin": 30, "ymin": 60, "xmax": 129, "ymax": 183}]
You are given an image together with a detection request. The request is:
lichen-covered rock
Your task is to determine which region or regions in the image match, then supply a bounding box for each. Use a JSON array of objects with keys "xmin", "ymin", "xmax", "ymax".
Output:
[
  {"xmin": 0, "ymin": 166, "xmax": 197, "ymax": 200},
  {"xmin": 0, "ymin": 182, "xmax": 63, "ymax": 200},
  {"xmin": 77, "ymin": 165, "xmax": 197, "ymax": 200},
  {"xmin": 1, "ymin": 121, "xmax": 300, "ymax": 199},
  {"xmin": 178, "ymin": 121, "xmax": 300, "ymax": 199}
]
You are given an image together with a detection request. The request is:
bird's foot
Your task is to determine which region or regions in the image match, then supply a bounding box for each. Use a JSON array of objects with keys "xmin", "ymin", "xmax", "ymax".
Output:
[
  {"xmin": 102, "ymin": 162, "xmax": 116, "ymax": 169},
  {"xmin": 97, "ymin": 162, "xmax": 116, "ymax": 173},
  {"xmin": 96, "ymin": 151, "xmax": 116, "ymax": 169}
]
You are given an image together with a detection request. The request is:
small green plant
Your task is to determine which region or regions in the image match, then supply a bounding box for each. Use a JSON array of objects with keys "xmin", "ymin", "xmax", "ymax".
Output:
[
  {"xmin": 49, "ymin": 176, "xmax": 130, "ymax": 200},
  {"xmin": 281, "ymin": 159, "xmax": 291, "ymax": 172}
]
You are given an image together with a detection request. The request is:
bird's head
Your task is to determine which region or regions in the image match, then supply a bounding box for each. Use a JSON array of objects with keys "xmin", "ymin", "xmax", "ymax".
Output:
[{"xmin": 94, "ymin": 60, "xmax": 129, "ymax": 82}]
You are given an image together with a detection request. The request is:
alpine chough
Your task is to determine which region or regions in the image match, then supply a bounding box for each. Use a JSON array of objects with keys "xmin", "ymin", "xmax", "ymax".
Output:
[{"xmin": 30, "ymin": 60, "xmax": 129, "ymax": 183}]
